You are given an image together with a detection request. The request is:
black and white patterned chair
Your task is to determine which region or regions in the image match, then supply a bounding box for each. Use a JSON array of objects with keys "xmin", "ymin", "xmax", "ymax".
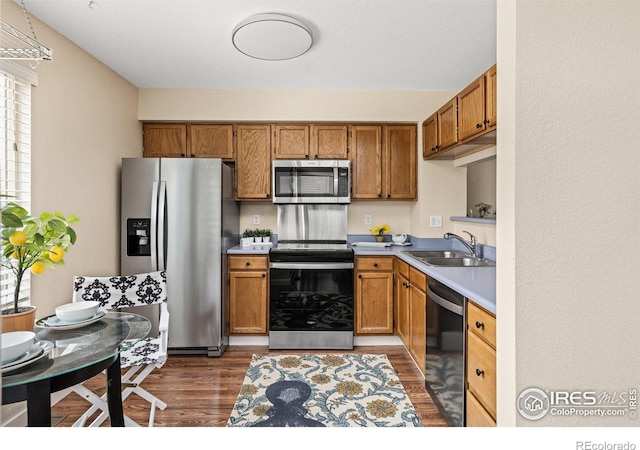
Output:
[{"xmin": 65, "ymin": 270, "xmax": 169, "ymax": 427}]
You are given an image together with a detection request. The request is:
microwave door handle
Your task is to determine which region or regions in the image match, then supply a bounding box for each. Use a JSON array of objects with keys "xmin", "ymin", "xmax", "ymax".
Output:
[
  {"xmin": 150, "ymin": 181, "xmax": 159, "ymax": 272},
  {"xmin": 334, "ymin": 167, "xmax": 339, "ymax": 197}
]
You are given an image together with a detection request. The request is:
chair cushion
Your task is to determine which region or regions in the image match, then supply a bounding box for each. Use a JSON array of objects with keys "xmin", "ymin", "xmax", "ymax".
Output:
[
  {"xmin": 72, "ymin": 271, "xmax": 167, "ymax": 309},
  {"xmin": 120, "ymin": 336, "xmax": 165, "ymax": 368}
]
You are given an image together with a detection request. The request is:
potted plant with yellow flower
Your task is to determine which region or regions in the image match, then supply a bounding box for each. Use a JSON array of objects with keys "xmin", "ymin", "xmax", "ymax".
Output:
[
  {"xmin": 1, "ymin": 202, "xmax": 78, "ymax": 332},
  {"xmin": 371, "ymin": 224, "xmax": 390, "ymax": 243}
]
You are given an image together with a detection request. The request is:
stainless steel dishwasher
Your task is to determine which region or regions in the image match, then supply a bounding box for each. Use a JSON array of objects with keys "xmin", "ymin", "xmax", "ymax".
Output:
[{"xmin": 425, "ymin": 278, "xmax": 466, "ymax": 427}]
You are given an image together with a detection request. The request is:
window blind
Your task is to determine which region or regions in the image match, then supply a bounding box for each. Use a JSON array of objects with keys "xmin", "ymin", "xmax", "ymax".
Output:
[{"xmin": 1, "ymin": 68, "xmax": 32, "ymax": 309}]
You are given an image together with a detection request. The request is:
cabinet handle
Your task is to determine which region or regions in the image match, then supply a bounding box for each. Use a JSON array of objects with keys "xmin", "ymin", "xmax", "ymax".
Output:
[
  {"xmin": 262, "ymin": 274, "xmax": 266, "ymax": 278},
  {"xmin": 180, "ymin": 153, "xmax": 186, "ymax": 157},
  {"xmin": 484, "ymin": 119, "xmax": 490, "ymax": 125},
  {"xmin": 475, "ymin": 321, "xmax": 485, "ymax": 330},
  {"xmin": 378, "ymin": 193, "xmax": 382, "ymax": 198},
  {"xmin": 314, "ymin": 155, "xmax": 318, "ymax": 159},
  {"xmin": 476, "ymin": 123, "xmax": 483, "ymax": 128},
  {"xmin": 387, "ymin": 194, "xmax": 390, "ymax": 198},
  {"xmin": 190, "ymin": 154, "xmax": 195, "ymax": 157},
  {"xmin": 431, "ymin": 147, "xmax": 437, "ymax": 152},
  {"xmin": 245, "ymin": 262, "xmax": 250, "ymax": 266},
  {"xmin": 476, "ymin": 369, "xmax": 485, "ymax": 377},
  {"xmin": 358, "ymin": 274, "xmax": 362, "ymax": 279},
  {"xmin": 266, "ymin": 193, "xmax": 270, "ymax": 198},
  {"xmin": 373, "ymin": 263, "xmax": 378, "ymax": 267}
]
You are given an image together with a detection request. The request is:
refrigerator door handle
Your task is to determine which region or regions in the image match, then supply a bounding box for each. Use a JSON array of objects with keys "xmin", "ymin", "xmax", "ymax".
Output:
[
  {"xmin": 150, "ymin": 181, "xmax": 159, "ymax": 272},
  {"xmin": 157, "ymin": 181, "xmax": 167, "ymax": 271}
]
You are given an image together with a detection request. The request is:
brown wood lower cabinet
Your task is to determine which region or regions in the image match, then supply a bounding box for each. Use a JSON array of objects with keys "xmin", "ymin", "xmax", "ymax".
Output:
[
  {"xmin": 466, "ymin": 301, "xmax": 497, "ymax": 426},
  {"xmin": 228, "ymin": 255, "xmax": 269, "ymax": 334},
  {"xmin": 394, "ymin": 257, "xmax": 426, "ymax": 375},
  {"xmin": 355, "ymin": 256, "xmax": 394, "ymax": 334}
]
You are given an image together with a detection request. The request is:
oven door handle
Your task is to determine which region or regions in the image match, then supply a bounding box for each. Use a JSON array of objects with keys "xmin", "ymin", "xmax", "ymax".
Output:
[
  {"xmin": 270, "ymin": 262, "xmax": 354, "ymax": 270},
  {"xmin": 427, "ymin": 284, "xmax": 464, "ymax": 316}
]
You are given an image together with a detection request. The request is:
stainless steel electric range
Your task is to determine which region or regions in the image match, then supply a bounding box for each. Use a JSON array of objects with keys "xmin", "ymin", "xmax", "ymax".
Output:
[{"xmin": 268, "ymin": 205, "xmax": 354, "ymax": 350}]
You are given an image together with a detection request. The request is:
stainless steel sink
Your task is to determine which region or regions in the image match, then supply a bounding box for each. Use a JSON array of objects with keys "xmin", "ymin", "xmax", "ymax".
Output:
[
  {"xmin": 402, "ymin": 250, "xmax": 495, "ymax": 267},
  {"xmin": 422, "ymin": 257, "xmax": 494, "ymax": 267},
  {"xmin": 403, "ymin": 250, "xmax": 471, "ymax": 259}
]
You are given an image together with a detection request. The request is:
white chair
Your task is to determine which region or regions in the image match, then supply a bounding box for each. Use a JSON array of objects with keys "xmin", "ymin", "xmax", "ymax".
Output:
[{"xmin": 61, "ymin": 270, "xmax": 169, "ymax": 427}]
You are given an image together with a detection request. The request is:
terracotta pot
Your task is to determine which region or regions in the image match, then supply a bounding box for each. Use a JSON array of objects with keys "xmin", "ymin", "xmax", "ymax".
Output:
[
  {"xmin": 375, "ymin": 236, "xmax": 384, "ymax": 242},
  {"xmin": 1, "ymin": 306, "xmax": 37, "ymax": 333}
]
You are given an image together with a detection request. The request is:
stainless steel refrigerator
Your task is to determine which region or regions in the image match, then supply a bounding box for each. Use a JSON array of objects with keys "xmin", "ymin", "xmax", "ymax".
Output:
[{"xmin": 120, "ymin": 158, "xmax": 239, "ymax": 356}]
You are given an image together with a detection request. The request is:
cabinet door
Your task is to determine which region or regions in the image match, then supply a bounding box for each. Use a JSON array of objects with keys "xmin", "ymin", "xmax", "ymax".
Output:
[
  {"xmin": 235, "ymin": 124, "xmax": 272, "ymax": 200},
  {"xmin": 467, "ymin": 332, "xmax": 497, "ymax": 419},
  {"xmin": 485, "ymin": 65, "xmax": 497, "ymax": 130},
  {"xmin": 229, "ymin": 270, "xmax": 268, "ymax": 334},
  {"xmin": 437, "ymin": 98, "xmax": 458, "ymax": 150},
  {"xmin": 350, "ymin": 125, "xmax": 383, "ymax": 199},
  {"xmin": 355, "ymin": 271, "xmax": 394, "ymax": 334},
  {"xmin": 273, "ymin": 124, "xmax": 310, "ymax": 159},
  {"xmin": 143, "ymin": 123, "xmax": 187, "ymax": 157},
  {"xmin": 395, "ymin": 273, "xmax": 410, "ymax": 345},
  {"xmin": 409, "ymin": 284, "xmax": 426, "ymax": 374},
  {"xmin": 458, "ymin": 74, "xmax": 486, "ymax": 141},
  {"xmin": 466, "ymin": 390, "xmax": 496, "ymax": 427},
  {"xmin": 310, "ymin": 125, "xmax": 348, "ymax": 159},
  {"xmin": 384, "ymin": 125, "xmax": 416, "ymax": 199},
  {"xmin": 189, "ymin": 124, "xmax": 234, "ymax": 159},
  {"xmin": 422, "ymin": 113, "xmax": 438, "ymax": 159}
]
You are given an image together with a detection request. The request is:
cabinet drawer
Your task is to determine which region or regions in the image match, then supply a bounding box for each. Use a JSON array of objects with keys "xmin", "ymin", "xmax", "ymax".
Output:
[
  {"xmin": 467, "ymin": 331, "xmax": 496, "ymax": 419},
  {"xmin": 467, "ymin": 301, "xmax": 496, "ymax": 349},
  {"xmin": 394, "ymin": 257, "xmax": 409, "ymax": 279},
  {"xmin": 356, "ymin": 256, "xmax": 394, "ymax": 271},
  {"xmin": 466, "ymin": 390, "xmax": 496, "ymax": 427},
  {"xmin": 408, "ymin": 266, "xmax": 427, "ymax": 292},
  {"xmin": 228, "ymin": 255, "xmax": 269, "ymax": 271}
]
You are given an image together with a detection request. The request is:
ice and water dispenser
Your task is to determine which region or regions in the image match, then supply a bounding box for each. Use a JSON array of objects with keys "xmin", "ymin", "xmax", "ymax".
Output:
[{"xmin": 126, "ymin": 218, "xmax": 151, "ymax": 256}]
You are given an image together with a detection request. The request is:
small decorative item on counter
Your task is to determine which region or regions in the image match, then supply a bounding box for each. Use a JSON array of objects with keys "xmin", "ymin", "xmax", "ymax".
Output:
[
  {"xmin": 371, "ymin": 224, "xmax": 390, "ymax": 242},
  {"xmin": 241, "ymin": 229, "xmax": 256, "ymax": 246},
  {"xmin": 258, "ymin": 229, "xmax": 272, "ymax": 243}
]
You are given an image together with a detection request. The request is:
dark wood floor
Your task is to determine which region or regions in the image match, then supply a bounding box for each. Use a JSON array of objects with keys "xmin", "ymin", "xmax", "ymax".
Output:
[{"xmin": 51, "ymin": 345, "xmax": 448, "ymax": 427}]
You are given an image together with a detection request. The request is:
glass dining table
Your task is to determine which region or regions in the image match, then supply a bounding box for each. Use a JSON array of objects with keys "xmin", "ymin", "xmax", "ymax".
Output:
[{"xmin": 2, "ymin": 311, "xmax": 151, "ymax": 427}]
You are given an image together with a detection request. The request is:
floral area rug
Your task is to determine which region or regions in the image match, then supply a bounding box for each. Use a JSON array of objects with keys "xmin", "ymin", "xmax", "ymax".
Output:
[{"xmin": 226, "ymin": 353, "xmax": 423, "ymax": 427}]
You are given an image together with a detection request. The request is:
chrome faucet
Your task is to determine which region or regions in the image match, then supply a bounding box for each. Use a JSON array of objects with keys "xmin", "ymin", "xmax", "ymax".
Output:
[{"xmin": 443, "ymin": 231, "xmax": 481, "ymax": 258}]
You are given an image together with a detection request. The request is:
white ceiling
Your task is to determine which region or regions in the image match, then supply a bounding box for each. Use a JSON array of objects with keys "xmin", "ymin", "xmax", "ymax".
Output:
[{"xmin": 18, "ymin": 0, "xmax": 496, "ymax": 91}]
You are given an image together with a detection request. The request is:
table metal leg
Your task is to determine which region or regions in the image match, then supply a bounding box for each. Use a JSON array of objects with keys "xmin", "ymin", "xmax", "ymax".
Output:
[
  {"xmin": 26, "ymin": 379, "xmax": 52, "ymax": 427},
  {"xmin": 106, "ymin": 353, "xmax": 124, "ymax": 427}
]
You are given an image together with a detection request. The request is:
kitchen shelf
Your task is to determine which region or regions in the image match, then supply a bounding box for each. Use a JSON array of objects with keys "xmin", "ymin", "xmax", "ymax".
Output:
[{"xmin": 450, "ymin": 216, "xmax": 496, "ymax": 225}]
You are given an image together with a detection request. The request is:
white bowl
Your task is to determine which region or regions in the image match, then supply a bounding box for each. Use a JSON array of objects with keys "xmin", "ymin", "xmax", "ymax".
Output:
[
  {"xmin": 2, "ymin": 331, "xmax": 35, "ymax": 364},
  {"xmin": 55, "ymin": 301, "xmax": 100, "ymax": 323}
]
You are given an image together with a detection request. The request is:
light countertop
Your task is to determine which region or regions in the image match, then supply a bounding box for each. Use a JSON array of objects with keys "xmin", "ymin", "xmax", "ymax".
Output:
[{"xmin": 228, "ymin": 239, "xmax": 496, "ymax": 315}]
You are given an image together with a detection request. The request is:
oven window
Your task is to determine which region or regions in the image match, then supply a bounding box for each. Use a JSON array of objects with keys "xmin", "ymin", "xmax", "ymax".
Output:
[
  {"xmin": 270, "ymin": 268, "xmax": 353, "ymax": 331},
  {"xmin": 273, "ymin": 167, "xmax": 336, "ymax": 198}
]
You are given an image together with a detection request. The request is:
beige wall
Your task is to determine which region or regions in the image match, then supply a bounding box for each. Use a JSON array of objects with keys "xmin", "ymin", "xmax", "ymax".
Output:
[
  {"xmin": 139, "ymin": 88, "xmax": 469, "ymax": 239},
  {"xmin": 497, "ymin": 1, "xmax": 640, "ymax": 426},
  {"xmin": 1, "ymin": 1, "xmax": 141, "ymax": 319}
]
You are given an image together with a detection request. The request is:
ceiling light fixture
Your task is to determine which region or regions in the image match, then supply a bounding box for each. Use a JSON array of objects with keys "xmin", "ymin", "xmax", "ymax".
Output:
[{"xmin": 232, "ymin": 13, "xmax": 313, "ymax": 61}]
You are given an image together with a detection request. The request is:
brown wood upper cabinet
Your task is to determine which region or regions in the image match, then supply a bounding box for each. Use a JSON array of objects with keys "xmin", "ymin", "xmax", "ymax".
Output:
[
  {"xmin": 350, "ymin": 124, "xmax": 417, "ymax": 200},
  {"xmin": 189, "ymin": 124, "xmax": 234, "ymax": 159},
  {"xmin": 235, "ymin": 124, "xmax": 272, "ymax": 200},
  {"xmin": 273, "ymin": 124, "xmax": 349, "ymax": 160},
  {"xmin": 143, "ymin": 123, "xmax": 187, "ymax": 157},
  {"xmin": 423, "ymin": 64, "xmax": 497, "ymax": 160},
  {"xmin": 310, "ymin": 124, "xmax": 348, "ymax": 159},
  {"xmin": 272, "ymin": 124, "xmax": 310, "ymax": 159}
]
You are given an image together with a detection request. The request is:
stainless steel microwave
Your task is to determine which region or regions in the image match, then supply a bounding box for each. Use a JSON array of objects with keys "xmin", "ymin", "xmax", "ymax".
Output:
[{"xmin": 272, "ymin": 160, "xmax": 351, "ymax": 204}]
